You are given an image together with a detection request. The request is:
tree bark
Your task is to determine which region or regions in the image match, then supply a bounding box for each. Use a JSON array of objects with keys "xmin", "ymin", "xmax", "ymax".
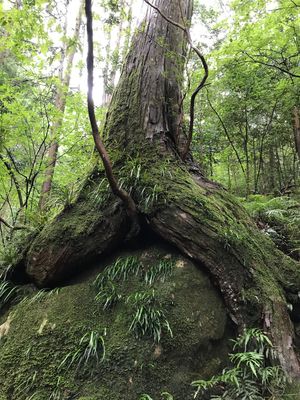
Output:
[{"xmin": 22, "ymin": 0, "xmax": 300, "ymax": 380}]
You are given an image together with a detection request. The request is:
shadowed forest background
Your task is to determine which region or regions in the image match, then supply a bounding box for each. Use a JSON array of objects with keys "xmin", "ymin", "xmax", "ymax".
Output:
[{"xmin": 0, "ymin": 0, "xmax": 300, "ymax": 399}]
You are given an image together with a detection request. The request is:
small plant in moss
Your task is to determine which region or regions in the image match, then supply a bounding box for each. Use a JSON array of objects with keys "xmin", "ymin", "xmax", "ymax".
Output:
[
  {"xmin": 14, "ymin": 370, "xmax": 38, "ymax": 399},
  {"xmin": 139, "ymin": 395, "xmax": 154, "ymax": 400},
  {"xmin": 0, "ymin": 280, "xmax": 19, "ymax": 312},
  {"xmin": 49, "ymin": 376, "xmax": 64, "ymax": 400},
  {"xmin": 118, "ymin": 159, "xmax": 142, "ymax": 193},
  {"xmin": 161, "ymin": 393, "xmax": 174, "ymax": 400},
  {"xmin": 90, "ymin": 178, "xmax": 111, "ymax": 208},
  {"xmin": 192, "ymin": 328, "xmax": 286, "ymax": 399},
  {"xmin": 94, "ymin": 256, "xmax": 142, "ymax": 290},
  {"xmin": 59, "ymin": 330, "xmax": 106, "ymax": 374},
  {"xmin": 140, "ymin": 184, "xmax": 163, "ymax": 211},
  {"xmin": 128, "ymin": 290, "xmax": 173, "ymax": 343},
  {"xmin": 139, "ymin": 393, "xmax": 174, "ymax": 400},
  {"xmin": 143, "ymin": 259, "xmax": 175, "ymax": 285},
  {"xmin": 23, "ymin": 287, "xmax": 61, "ymax": 305},
  {"xmin": 95, "ymin": 280, "xmax": 122, "ymax": 310}
]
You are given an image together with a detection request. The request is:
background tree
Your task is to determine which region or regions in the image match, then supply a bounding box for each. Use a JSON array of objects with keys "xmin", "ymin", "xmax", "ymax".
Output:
[
  {"xmin": 39, "ymin": 0, "xmax": 84, "ymax": 210},
  {"xmin": 193, "ymin": 0, "xmax": 300, "ymax": 195},
  {"xmin": 0, "ymin": 0, "xmax": 92, "ymax": 241}
]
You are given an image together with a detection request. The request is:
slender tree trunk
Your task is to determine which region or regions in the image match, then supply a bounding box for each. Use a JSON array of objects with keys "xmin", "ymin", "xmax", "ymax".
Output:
[
  {"xmin": 269, "ymin": 145, "xmax": 276, "ymax": 193},
  {"xmin": 255, "ymin": 100, "xmax": 278, "ymax": 192},
  {"xmin": 20, "ymin": 0, "xmax": 300, "ymax": 380},
  {"xmin": 244, "ymin": 111, "xmax": 250, "ymax": 197},
  {"xmin": 227, "ymin": 155, "xmax": 232, "ymax": 191},
  {"xmin": 39, "ymin": 2, "xmax": 84, "ymax": 210},
  {"xmin": 293, "ymin": 106, "xmax": 300, "ymax": 159},
  {"xmin": 275, "ymin": 147, "xmax": 283, "ymax": 192},
  {"xmin": 102, "ymin": 27, "xmax": 112, "ymax": 106}
]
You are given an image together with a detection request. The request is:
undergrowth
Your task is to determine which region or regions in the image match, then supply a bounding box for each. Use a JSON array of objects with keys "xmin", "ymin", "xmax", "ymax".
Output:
[
  {"xmin": 94, "ymin": 256, "xmax": 142, "ymax": 290},
  {"xmin": 93, "ymin": 257, "xmax": 175, "ymax": 310},
  {"xmin": 192, "ymin": 328, "xmax": 286, "ymax": 399},
  {"xmin": 143, "ymin": 259, "xmax": 174, "ymax": 285},
  {"xmin": 242, "ymin": 195, "xmax": 300, "ymax": 259}
]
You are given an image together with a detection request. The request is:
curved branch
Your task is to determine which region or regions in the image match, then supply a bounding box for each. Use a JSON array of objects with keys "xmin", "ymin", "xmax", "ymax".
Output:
[
  {"xmin": 0, "ymin": 216, "xmax": 31, "ymax": 231},
  {"xmin": 0, "ymin": 152, "xmax": 24, "ymax": 208},
  {"xmin": 242, "ymin": 50, "xmax": 300, "ymax": 78},
  {"xmin": 182, "ymin": 32, "xmax": 209, "ymax": 160},
  {"xmin": 0, "ymin": 216, "xmax": 13, "ymax": 229},
  {"xmin": 144, "ymin": 0, "xmax": 186, "ymax": 31},
  {"xmin": 85, "ymin": 0, "xmax": 137, "ymax": 219},
  {"xmin": 143, "ymin": 0, "xmax": 209, "ymax": 161}
]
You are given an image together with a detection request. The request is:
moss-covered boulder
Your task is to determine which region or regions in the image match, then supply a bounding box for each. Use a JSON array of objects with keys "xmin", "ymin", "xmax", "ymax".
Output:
[{"xmin": 0, "ymin": 245, "xmax": 231, "ymax": 400}]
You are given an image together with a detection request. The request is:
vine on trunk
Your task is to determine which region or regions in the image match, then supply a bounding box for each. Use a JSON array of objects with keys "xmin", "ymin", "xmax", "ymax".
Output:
[{"xmin": 85, "ymin": 0, "xmax": 138, "ymax": 223}]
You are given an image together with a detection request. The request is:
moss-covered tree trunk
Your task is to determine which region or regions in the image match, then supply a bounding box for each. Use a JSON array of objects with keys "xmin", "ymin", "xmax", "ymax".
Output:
[{"xmin": 23, "ymin": 0, "xmax": 300, "ymax": 379}]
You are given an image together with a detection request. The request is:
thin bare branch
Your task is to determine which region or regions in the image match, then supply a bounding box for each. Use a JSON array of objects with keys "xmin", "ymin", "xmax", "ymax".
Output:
[
  {"xmin": 241, "ymin": 50, "xmax": 300, "ymax": 78},
  {"xmin": 0, "ymin": 153, "xmax": 24, "ymax": 208},
  {"xmin": 0, "ymin": 216, "xmax": 31, "ymax": 231}
]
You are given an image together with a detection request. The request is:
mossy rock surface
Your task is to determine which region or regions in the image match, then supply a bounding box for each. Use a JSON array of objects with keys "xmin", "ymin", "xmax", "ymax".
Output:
[
  {"xmin": 284, "ymin": 383, "xmax": 300, "ymax": 400},
  {"xmin": 0, "ymin": 244, "xmax": 231, "ymax": 400}
]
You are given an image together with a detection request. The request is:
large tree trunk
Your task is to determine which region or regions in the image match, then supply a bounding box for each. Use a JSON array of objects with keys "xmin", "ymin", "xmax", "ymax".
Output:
[{"xmin": 23, "ymin": 0, "xmax": 300, "ymax": 380}]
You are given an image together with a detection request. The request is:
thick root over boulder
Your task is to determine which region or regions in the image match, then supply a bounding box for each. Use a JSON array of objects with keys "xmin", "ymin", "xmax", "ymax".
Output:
[{"xmin": 23, "ymin": 161, "xmax": 300, "ymax": 379}]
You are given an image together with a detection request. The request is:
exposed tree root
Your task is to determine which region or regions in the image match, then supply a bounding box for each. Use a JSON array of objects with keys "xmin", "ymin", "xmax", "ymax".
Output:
[
  {"xmin": 21, "ymin": 166, "xmax": 300, "ymax": 378},
  {"xmin": 26, "ymin": 198, "xmax": 130, "ymax": 287},
  {"xmin": 148, "ymin": 174, "xmax": 300, "ymax": 378}
]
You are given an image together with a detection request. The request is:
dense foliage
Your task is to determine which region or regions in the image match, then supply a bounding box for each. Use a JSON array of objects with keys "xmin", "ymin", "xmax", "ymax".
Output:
[{"xmin": 191, "ymin": 0, "xmax": 300, "ymax": 195}]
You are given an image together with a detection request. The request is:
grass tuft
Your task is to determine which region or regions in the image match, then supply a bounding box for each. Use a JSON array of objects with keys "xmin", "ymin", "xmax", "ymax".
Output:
[
  {"xmin": 143, "ymin": 259, "xmax": 174, "ymax": 285},
  {"xmin": 127, "ymin": 290, "xmax": 173, "ymax": 343},
  {"xmin": 0, "ymin": 280, "xmax": 19, "ymax": 312},
  {"xmin": 59, "ymin": 330, "xmax": 106, "ymax": 374}
]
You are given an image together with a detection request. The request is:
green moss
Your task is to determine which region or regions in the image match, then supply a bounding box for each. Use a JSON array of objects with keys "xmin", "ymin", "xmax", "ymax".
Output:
[
  {"xmin": 0, "ymin": 246, "xmax": 231, "ymax": 399},
  {"xmin": 284, "ymin": 383, "xmax": 300, "ymax": 400}
]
